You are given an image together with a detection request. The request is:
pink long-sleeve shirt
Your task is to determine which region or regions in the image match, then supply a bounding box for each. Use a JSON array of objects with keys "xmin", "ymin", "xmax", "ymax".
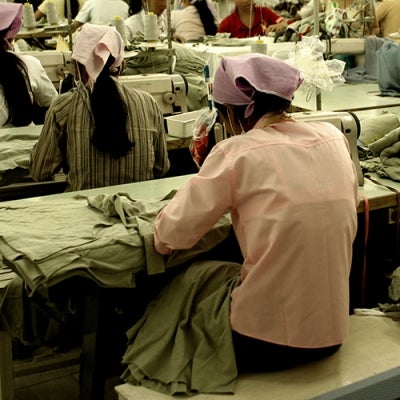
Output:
[{"xmin": 154, "ymin": 120, "xmax": 359, "ymax": 348}]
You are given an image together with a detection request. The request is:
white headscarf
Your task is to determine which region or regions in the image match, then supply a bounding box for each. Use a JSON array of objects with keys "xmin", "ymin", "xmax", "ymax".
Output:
[{"xmin": 72, "ymin": 23, "xmax": 124, "ymax": 92}]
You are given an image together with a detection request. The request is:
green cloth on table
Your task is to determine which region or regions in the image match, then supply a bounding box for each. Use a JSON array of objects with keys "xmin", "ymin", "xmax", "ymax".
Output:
[{"xmin": 0, "ymin": 191, "xmax": 233, "ymax": 343}]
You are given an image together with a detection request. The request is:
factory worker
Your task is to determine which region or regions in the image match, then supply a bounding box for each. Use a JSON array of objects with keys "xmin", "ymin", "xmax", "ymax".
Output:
[
  {"xmin": 171, "ymin": 0, "xmax": 218, "ymax": 42},
  {"xmin": 123, "ymin": 0, "xmax": 209, "ymax": 111},
  {"xmin": 124, "ymin": 0, "xmax": 167, "ymax": 41},
  {"xmin": 30, "ymin": 23, "xmax": 170, "ymax": 192},
  {"xmin": 0, "ymin": 2, "xmax": 57, "ymax": 127},
  {"xmin": 34, "ymin": 0, "xmax": 84, "ymax": 22},
  {"xmin": 153, "ymin": 54, "xmax": 359, "ymax": 372},
  {"xmin": 71, "ymin": 0, "xmax": 129, "ymax": 32},
  {"xmin": 218, "ymin": 0, "xmax": 288, "ymax": 38}
]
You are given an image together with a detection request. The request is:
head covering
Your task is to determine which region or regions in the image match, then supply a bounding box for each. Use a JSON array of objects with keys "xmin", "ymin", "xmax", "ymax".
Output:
[
  {"xmin": 72, "ymin": 23, "xmax": 124, "ymax": 91},
  {"xmin": 213, "ymin": 53, "xmax": 303, "ymax": 118},
  {"xmin": 0, "ymin": 3, "xmax": 23, "ymax": 39}
]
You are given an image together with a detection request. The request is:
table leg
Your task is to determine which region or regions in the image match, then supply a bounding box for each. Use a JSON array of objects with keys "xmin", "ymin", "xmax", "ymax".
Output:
[{"xmin": 0, "ymin": 330, "xmax": 14, "ymax": 400}]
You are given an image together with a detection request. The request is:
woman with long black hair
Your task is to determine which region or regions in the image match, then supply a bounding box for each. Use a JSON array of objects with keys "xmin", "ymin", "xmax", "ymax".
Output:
[
  {"xmin": 30, "ymin": 24, "xmax": 170, "ymax": 191},
  {"xmin": 171, "ymin": 0, "xmax": 218, "ymax": 42},
  {"xmin": 0, "ymin": 2, "xmax": 57, "ymax": 127}
]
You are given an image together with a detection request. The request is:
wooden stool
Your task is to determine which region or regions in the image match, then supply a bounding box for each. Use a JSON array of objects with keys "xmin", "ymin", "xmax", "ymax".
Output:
[{"xmin": 115, "ymin": 315, "xmax": 400, "ymax": 400}]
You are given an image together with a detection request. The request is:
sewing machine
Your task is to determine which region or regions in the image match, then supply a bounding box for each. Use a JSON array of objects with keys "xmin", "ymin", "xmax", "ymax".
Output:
[
  {"xmin": 291, "ymin": 111, "xmax": 364, "ymax": 186},
  {"xmin": 119, "ymin": 73, "xmax": 188, "ymax": 116},
  {"xmin": 26, "ymin": 50, "xmax": 73, "ymax": 89}
]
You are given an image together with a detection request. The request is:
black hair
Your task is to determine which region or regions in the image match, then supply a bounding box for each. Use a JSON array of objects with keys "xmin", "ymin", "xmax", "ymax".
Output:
[
  {"xmin": 250, "ymin": 91, "xmax": 291, "ymax": 121},
  {"xmin": 90, "ymin": 57, "xmax": 134, "ymax": 158},
  {"xmin": 128, "ymin": 0, "xmax": 143, "ymax": 16},
  {"xmin": 0, "ymin": 31, "xmax": 34, "ymax": 126},
  {"xmin": 193, "ymin": 0, "xmax": 217, "ymax": 36},
  {"xmin": 214, "ymin": 91, "xmax": 291, "ymax": 129},
  {"xmin": 64, "ymin": 0, "xmax": 80, "ymax": 19}
]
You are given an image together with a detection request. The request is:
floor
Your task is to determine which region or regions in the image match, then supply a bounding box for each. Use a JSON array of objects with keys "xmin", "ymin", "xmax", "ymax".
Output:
[
  {"xmin": 12, "ymin": 345, "xmax": 120, "ymax": 400},
  {"xmin": 13, "ymin": 346, "xmax": 81, "ymax": 400}
]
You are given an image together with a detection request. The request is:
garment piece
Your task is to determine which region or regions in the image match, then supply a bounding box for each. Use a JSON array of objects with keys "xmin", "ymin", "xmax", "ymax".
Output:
[
  {"xmin": 0, "ymin": 192, "xmax": 232, "ymax": 342},
  {"xmin": 155, "ymin": 120, "xmax": 359, "ymax": 348},
  {"xmin": 218, "ymin": 6, "xmax": 283, "ymax": 38},
  {"xmin": 368, "ymin": 126, "xmax": 400, "ymax": 181},
  {"xmin": 0, "ymin": 54, "xmax": 57, "ymax": 128},
  {"xmin": 375, "ymin": 0, "xmax": 400, "ymax": 38},
  {"xmin": 29, "ymin": 82, "xmax": 170, "ymax": 191},
  {"xmin": 74, "ymin": 0, "xmax": 129, "ymax": 26},
  {"xmin": 359, "ymin": 113, "xmax": 400, "ymax": 146},
  {"xmin": 343, "ymin": 36, "xmax": 387, "ymax": 84},
  {"xmin": 121, "ymin": 260, "xmax": 242, "ymax": 395},
  {"xmin": 377, "ymin": 40, "xmax": 400, "ymax": 97},
  {"xmin": 171, "ymin": 5, "xmax": 206, "ymax": 41}
]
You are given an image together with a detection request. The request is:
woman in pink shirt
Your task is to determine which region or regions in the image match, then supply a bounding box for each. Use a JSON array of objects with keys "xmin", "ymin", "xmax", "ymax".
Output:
[{"xmin": 154, "ymin": 54, "xmax": 359, "ymax": 372}]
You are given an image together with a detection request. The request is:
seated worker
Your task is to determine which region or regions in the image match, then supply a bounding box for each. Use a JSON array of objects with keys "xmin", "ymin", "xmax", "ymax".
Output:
[
  {"xmin": 152, "ymin": 54, "xmax": 359, "ymax": 376},
  {"xmin": 0, "ymin": 2, "xmax": 57, "ymax": 127},
  {"xmin": 72, "ymin": 0, "xmax": 129, "ymax": 32},
  {"xmin": 218, "ymin": 0, "xmax": 288, "ymax": 38},
  {"xmin": 34, "ymin": 0, "xmax": 84, "ymax": 23},
  {"xmin": 124, "ymin": 0, "xmax": 167, "ymax": 41},
  {"xmin": 123, "ymin": 0, "xmax": 208, "ymax": 111},
  {"xmin": 171, "ymin": 0, "xmax": 218, "ymax": 42},
  {"xmin": 375, "ymin": 0, "xmax": 400, "ymax": 38},
  {"xmin": 30, "ymin": 24, "xmax": 170, "ymax": 192}
]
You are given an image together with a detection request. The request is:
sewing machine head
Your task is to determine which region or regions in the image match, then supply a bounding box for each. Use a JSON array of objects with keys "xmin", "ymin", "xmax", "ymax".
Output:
[
  {"xmin": 118, "ymin": 73, "xmax": 188, "ymax": 116},
  {"xmin": 291, "ymin": 111, "xmax": 364, "ymax": 186},
  {"xmin": 24, "ymin": 50, "xmax": 74, "ymax": 90}
]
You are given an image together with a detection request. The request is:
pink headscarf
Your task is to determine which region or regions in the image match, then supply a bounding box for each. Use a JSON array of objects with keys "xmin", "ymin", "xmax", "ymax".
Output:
[
  {"xmin": 72, "ymin": 24, "xmax": 124, "ymax": 92},
  {"xmin": 213, "ymin": 53, "xmax": 303, "ymax": 118},
  {"xmin": 0, "ymin": 3, "xmax": 23, "ymax": 39}
]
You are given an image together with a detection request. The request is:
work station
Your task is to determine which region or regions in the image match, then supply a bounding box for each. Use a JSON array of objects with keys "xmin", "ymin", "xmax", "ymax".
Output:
[{"xmin": 1, "ymin": 0, "xmax": 400, "ymax": 399}]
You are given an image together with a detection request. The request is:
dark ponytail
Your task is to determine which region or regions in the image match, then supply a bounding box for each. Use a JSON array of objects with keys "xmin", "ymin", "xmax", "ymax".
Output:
[
  {"xmin": 0, "ymin": 32, "xmax": 34, "ymax": 126},
  {"xmin": 193, "ymin": 0, "xmax": 217, "ymax": 36},
  {"xmin": 90, "ymin": 57, "xmax": 134, "ymax": 158},
  {"xmin": 64, "ymin": 0, "xmax": 80, "ymax": 19}
]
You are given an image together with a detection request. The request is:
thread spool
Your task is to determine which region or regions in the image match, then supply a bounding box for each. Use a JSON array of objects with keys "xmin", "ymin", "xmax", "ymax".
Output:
[
  {"xmin": 45, "ymin": 0, "xmax": 59, "ymax": 25},
  {"xmin": 23, "ymin": 3, "xmax": 36, "ymax": 30},
  {"xmin": 251, "ymin": 39, "xmax": 268, "ymax": 55},
  {"xmin": 111, "ymin": 16, "xmax": 127, "ymax": 45},
  {"xmin": 144, "ymin": 12, "xmax": 159, "ymax": 41}
]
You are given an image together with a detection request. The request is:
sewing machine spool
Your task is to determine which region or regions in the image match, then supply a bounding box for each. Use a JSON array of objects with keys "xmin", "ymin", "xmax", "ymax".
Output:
[
  {"xmin": 144, "ymin": 13, "xmax": 159, "ymax": 41},
  {"xmin": 45, "ymin": 0, "xmax": 59, "ymax": 25},
  {"xmin": 251, "ymin": 40, "xmax": 268, "ymax": 55},
  {"xmin": 23, "ymin": 3, "xmax": 36, "ymax": 30},
  {"xmin": 111, "ymin": 16, "xmax": 128, "ymax": 45}
]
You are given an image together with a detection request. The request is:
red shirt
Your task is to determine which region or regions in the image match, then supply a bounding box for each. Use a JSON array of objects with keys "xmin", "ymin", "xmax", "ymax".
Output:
[{"xmin": 218, "ymin": 6, "xmax": 283, "ymax": 38}]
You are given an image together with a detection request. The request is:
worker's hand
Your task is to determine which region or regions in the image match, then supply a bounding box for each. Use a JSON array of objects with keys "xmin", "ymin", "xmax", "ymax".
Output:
[
  {"xmin": 371, "ymin": 27, "xmax": 380, "ymax": 36},
  {"xmin": 173, "ymin": 34, "xmax": 186, "ymax": 43},
  {"xmin": 263, "ymin": 20, "xmax": 288, "ymax": 34}
]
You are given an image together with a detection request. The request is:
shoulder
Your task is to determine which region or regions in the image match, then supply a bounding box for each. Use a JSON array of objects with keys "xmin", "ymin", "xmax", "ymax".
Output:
[
  {"xmin": 18, "ymin": 54, "xmax": 44, "ymax": 73},
  {"xmin": 118, "ymin": 83, "xmax": 159, "ymax": 106}
]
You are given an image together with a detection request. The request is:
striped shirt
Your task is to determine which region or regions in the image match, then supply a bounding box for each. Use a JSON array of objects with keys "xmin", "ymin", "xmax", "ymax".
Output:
[{"xmin": 30, "ymin": 80, "xmax": 170, "ymax": 192}]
